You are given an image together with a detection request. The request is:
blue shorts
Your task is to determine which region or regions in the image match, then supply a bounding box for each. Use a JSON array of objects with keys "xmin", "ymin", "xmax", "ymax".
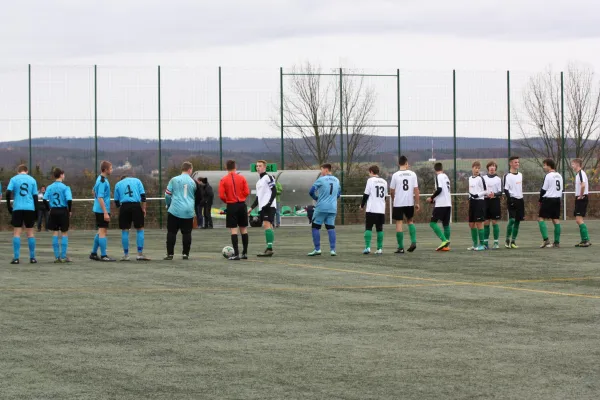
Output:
[{"xmin": 312, "ymin": 211, "xmax": 336, "ymax": 226}]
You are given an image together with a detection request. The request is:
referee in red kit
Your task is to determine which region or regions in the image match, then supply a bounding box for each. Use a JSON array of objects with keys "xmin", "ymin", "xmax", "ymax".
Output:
[{"xmin": 219, "ymin": 160, "xmax": 250, "ymax": 260}]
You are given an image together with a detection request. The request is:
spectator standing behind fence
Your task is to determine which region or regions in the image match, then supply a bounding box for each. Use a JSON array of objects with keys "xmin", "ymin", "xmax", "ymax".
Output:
[
  {"xmin": 195, "ymin": 179, "xmax": 204, "ymax": 229},
  {"xmin": 37, "ymin": 185, "xmax": 48, "ymax": 232},
  {"xmin": 201, "ymin": 177, "xmax": 214, "ymax": 229}
]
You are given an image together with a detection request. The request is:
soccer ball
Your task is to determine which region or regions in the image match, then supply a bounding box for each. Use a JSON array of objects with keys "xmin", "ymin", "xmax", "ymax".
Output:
[{"xmin": 222, "ymin": 246, "xmax": 235, "ymax": 259}]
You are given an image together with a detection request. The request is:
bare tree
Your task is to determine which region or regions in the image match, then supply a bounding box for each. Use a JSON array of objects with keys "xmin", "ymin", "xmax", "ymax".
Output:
[
  {"xmin": 341, "ymin": 72, "xmax": 377, "ymax": 178},
  {"xmin": 515, "ymin": 63, "xmax": 600, "ymax": 178},
  {"xmin": 276, "ymin": 62, "xmax": 377, "ymax": 173},
  {"xmin": 278, "ymin": 63, "xmax": 339, "ymax": 169}
]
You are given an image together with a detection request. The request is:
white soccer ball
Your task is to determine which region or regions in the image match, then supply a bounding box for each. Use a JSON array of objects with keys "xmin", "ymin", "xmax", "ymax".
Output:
[{"xmin": 222, "ymin": 246, "xmax": 235, "ymax": 259}]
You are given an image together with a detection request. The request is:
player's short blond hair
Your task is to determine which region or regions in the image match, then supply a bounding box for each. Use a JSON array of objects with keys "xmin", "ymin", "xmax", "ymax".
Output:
[
  {"xmin": 572, "ymin": 158, "xmax": 583, "ymax": 167},
  {"xmin": 256, "ymin": 160, "xmax": 267, "ymax": 166}
]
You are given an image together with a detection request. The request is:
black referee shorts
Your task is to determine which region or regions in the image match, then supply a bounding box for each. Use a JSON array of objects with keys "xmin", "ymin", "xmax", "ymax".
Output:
[{"xmin": 226, "ymin": 202, "xmax": 249, "ymax": 228}]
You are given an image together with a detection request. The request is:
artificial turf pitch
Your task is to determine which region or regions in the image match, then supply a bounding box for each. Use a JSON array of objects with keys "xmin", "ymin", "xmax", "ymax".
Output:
[{"xmin": 1, "ymin": 222, "xmax": 599, "ymax": 399}]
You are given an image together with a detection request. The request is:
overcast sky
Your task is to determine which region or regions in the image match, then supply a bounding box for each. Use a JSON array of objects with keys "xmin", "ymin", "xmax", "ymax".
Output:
[{"xmin": 1, "ymin": 0, "xmax": 600, "ymax": 143}]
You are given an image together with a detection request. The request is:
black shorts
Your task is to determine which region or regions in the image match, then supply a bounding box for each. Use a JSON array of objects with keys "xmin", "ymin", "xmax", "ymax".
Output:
[
  {"xmin": 167, "ymin": 213, "xmax": 194, "ymax": 235},
  {"xmin": 95, "ymin": 212, "xmax": 110, "ymax": 229},
  {"xmin": 485, "ymin": 198, "xmax": 502, "ymax": 220},
  {"xmin": 11, "ymin": 210, "xmax": 37, "ymax": 228},
  {"xmin": 393, "ymin": 206, "xmax": 415, "ymax": 221},
  {"xmin": 226, "ymin": 202, "xmax": 248, "ymax": 228},
  {"xmin": 539, "ymin": 197, "xmax": 561, "ymax": 220},
  {"xmin": 48, "ymin": 208, "xmax": 70, "ymax": 232},
  {"xmin": 507, "ymin": 198, "xmax": 525, "ymax": 221},
  {"xmin": 431, "ymin": 206, "xmax": 451, "ymax": 226},
  {"xmin": 259, "ymin": 207, "xmax": 276, "ymax": 224},
  {"xmin": 574, "ymin": 196, "xmax": 589, "ymax": 217},
  {"xmin": 119, "ymin": 202, "xmax": 145, "ymax": 230},
  {"xmin": 365, "ymin": 212, "xmax": 385, "ymax": 231},
  {"xmin": 469, "ymin": 199, "xmax": 486, "ymax": 223}
]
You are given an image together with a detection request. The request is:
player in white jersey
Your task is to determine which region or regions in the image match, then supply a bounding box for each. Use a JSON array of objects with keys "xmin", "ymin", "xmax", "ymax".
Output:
[
  {"xmin": 538, "ymin": 158, "xmax": 563, "ymax": 248},
  {"xmin": 467, "ymin": 161, "xmax": 491, "ymax": 251},
  {"xmin": 571, "ymin": 158, "xmax": 591, "ymax": 247},
  {"xmin": 249, "ymin": 160, "xmax": 277, "ymax": 257},
  {"xmin": 483, "ymin": 161, "xmax": 503, "ymax": 249},
  {"xmin": 360, "ymin": 165, "xmax": 388, "ymax": 254},
  {"xmin": 389, "ymin": 156, "xmax": 420, "ymax": 254},
  {"xmin": 426, "ymin": 162, "xmax": 452, "ymax": 251},
  {"xmin": 504, "ymin": 156, "xmax": 524, "ymax": 249}
]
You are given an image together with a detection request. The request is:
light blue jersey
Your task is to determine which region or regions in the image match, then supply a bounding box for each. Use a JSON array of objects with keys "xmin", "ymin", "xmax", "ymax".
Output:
[
  {"xmin": 93, "ymin": 175, "xmax": 111, "ymax": 214},
  {"xmin": 165, "ymin": 173, "xmax": 197, "ymax": 219},
  {"xmin": 7, "ymin": 173, "xmax": 38, "ymax": 211},
  {"xmin": 114, "ymin": 177, "xmax": 145, "ymax": 204},
  {"xmin": 44, "ymin": 181, "xmax": 72, "ymax": 209},
  {"xmin": 309, "ymin": 175, "xmax": 341, "ymax": 214}
]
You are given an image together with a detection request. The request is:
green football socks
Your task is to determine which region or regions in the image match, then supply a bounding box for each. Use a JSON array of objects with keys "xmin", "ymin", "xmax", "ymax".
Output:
[
  {"xmin": 376, "ymin": 231, "xmax": 384, "ymax": 250},
  {"xmin": 408, "ymin": 224, "xmax": 417, "ymax": 244},
  {"xmin": 364, "ymin": 230, "xmax": 372, "ymax": 248},
  {"xmin": 396, "ymin": 232, "xmax": 404, "ymax": 249},
  {"xmin": 265, "ymin": 228, "xmax": 274, "ymax": 249},
  {"xmin": 538, "ymin": 221, "xmax": 548, "ymax": 240},
  {"xmin": 430, "ymin": 222, "xmax": 446, "ymax": 241}
]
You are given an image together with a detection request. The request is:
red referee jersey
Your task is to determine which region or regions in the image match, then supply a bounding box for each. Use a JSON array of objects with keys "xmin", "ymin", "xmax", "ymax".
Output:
[{"xmin": 219, "ymin": 171, "xmax": 250, "ymax": 204}]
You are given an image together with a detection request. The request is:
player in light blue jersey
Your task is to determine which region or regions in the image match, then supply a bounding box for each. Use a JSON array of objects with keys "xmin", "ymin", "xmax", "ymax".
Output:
[
  {"xmin": 308, "ymin": 163, "xmax": 341, "ymax": 256},
  {"xmin": 89, "ymin": 161, "xmax": 116, "ymax": 262},
  {"xmin": 6, "ymin": 164, "xmax": 39, "ymax": 264},
  {"xmin": 114, "ymin": 174, "xmax": 150, "ymax": 261},
  {"xmin": 164, "ymin": 161, "xmax": 201, "ymax": 260},
  {"xmin": 43, "ymin": 168, "xmax": 73, "ymax": 263}
]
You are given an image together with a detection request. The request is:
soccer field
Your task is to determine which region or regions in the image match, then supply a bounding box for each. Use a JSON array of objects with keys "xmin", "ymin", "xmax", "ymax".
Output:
[{"xmin": 1, "ymin": 222, "xmax": 600, "ymax": 399}]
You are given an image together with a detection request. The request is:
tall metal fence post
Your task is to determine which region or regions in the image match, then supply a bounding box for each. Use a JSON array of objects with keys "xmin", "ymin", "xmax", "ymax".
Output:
[
  {"xmin": 561, "ymin": 71, "xmax": 566, "ymax": 220},
  {"xmin": 397, "ymin": 68, "xmax": 401, "ymax": 159},
  {"xmin": 339, "ymin": 67, "xmax": 345, "ymax": 225},
  {"xmin": 280, "ymin": 67, "xmax": 284, "ymax": 170},
  {"xmin": 452, "ymin": 69, "xmax": 457, "ymax": 223},
  {"xmin": 219, "ymin": 66, "xmax": 223, "ymax": 170},
  {"xmin": 94, "ymin": 65, "xmax": 98, "ymax": 176},
  {"xmin": 507, "ymin": 70, "xmax": 511, "ymax": 160},
  {"xmin": 158, "ymin": 65, "xmax": 163, "ymax": 229},
  {"xmin": 28, "ymin": 64, "xmax": 32, "ymax": 170}
]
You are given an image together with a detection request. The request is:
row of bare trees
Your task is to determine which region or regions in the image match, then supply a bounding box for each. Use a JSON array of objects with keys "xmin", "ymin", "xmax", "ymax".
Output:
[
  {"xmin": 516, "ymin": 63, "xmax": 600, "ymax": 178},
  {"xmin": 280, "ymin": 62, "xmax": 600, "ymax": 182}
]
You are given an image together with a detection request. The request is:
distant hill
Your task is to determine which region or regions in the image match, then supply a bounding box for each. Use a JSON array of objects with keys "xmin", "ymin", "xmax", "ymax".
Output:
[
  {"xmin": 0, "ymin": 135, "xmax": 523, "ymax": 176},
  {"xmin": 0, "ymin": 135, "xmax": 512, "ymax": 153}
]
